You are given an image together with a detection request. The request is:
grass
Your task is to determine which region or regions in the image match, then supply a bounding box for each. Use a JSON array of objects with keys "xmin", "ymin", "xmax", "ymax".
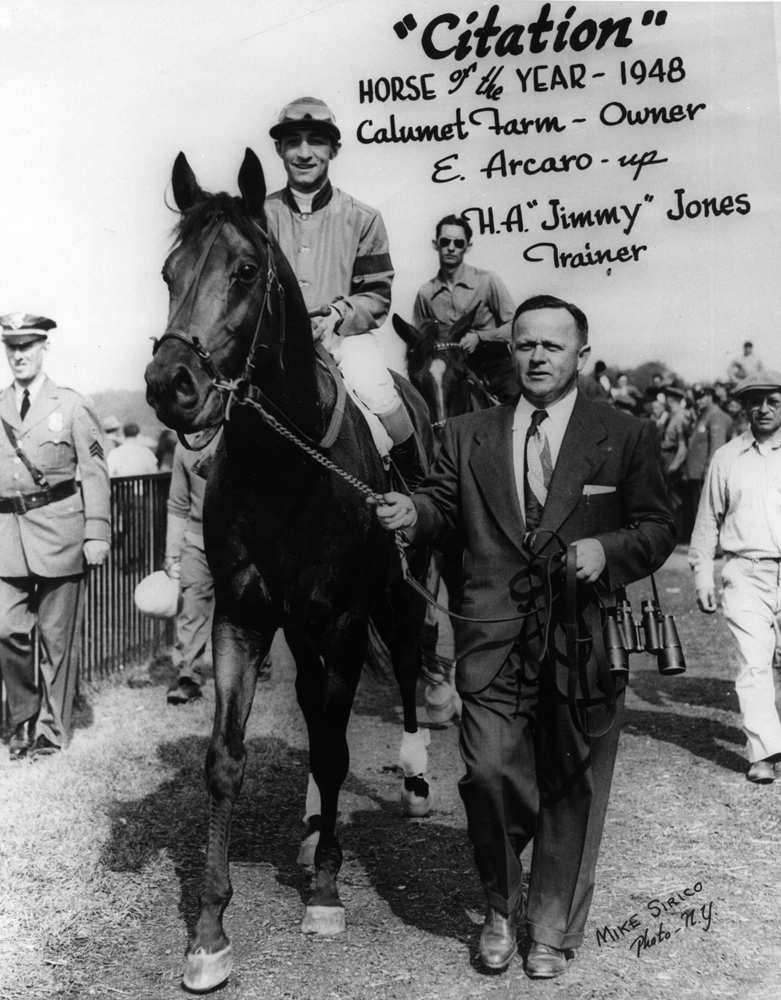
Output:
[{"xmin": 1, "ymin": 551, "xmax": 780, "ymax": 999}]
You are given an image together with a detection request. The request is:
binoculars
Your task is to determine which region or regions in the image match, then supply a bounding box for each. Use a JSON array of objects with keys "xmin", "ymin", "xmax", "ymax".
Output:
[{"xmin": 603, "ymin": 583, "xmax": 686, "ymax": 677}]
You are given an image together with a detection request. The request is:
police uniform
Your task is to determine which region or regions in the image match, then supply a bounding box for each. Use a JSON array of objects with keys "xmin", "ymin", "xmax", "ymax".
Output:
[{"xmin": 0, "ymin": 313, "xmax": 110, "ymax": 758}]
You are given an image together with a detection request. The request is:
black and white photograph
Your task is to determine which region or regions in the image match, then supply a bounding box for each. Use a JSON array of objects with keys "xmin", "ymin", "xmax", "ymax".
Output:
[{"xmin": 0, "ymin": 3, "xmax": 779, "ymax": 998}]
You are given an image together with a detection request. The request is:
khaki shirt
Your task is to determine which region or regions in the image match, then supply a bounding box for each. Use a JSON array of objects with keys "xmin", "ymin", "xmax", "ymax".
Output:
[{"xmin": 0, "ymin": 376, "xmax": 110, "ymax": 577}]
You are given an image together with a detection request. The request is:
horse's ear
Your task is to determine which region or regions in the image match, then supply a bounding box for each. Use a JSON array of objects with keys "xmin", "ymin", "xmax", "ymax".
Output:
[
  {"xmin": 172, "ymin": 152, "xmax": 202, "ymax": 213},
  {"xmin": 238, "ymin": 148, "xmax": 267, "ymax": 220},
  {"xmin": 451, "ymin": 305, "xmax": 481, "ymax": 342},
  {"xmin": 392, "ymin": 314, "xmax": 418, "ymax": 345}
]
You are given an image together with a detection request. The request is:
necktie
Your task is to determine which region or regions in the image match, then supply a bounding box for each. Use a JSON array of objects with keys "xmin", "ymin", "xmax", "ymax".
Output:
[
  {"xmin": 524, "ymin": 409, "xmax": 553, "ymax": 531},
  {"xmin": 19, "ymin": 389, "xmax": 30, "ymax": 421}
]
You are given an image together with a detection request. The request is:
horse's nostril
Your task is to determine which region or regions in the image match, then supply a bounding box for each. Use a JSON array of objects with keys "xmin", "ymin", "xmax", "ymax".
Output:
[{"xmin": 174, "ymin": 366, "xmax": 198, "ymax": 401}]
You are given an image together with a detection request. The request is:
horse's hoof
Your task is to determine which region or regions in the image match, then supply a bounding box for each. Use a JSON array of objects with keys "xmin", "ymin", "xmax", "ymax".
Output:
[
  {"xmin": 425, "ymin": 681, "xmax": 456, "ymax": 724},
  {"xmin": 297, "ymin": 816, "xmax": 321, "ymax": 866},
  {"xmin": 401, "ymin": 775, "xmax": 433, "ymax": 817},
  {"xmin": 302, "ymin": 905, "xmax": 346, "ymax": 935},
  {"xmin": 182, "ymin": 944, "xmax": 233, "ymax": 993}
]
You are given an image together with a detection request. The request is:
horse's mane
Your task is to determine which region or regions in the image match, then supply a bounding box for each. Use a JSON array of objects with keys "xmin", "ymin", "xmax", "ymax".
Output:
[{"xmin": 173, "ymin": 191, "xmax": 266, "ymax": 255}]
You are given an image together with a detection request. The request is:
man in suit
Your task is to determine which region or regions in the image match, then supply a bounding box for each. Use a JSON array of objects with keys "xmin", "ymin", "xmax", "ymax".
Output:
[
  {"xmin": 0, "ymin": 313, "xmax": 110, "ymax": 759},
  {"xmin": 373, "ymin": 295, "xmax": 676, "ymax": 977}
]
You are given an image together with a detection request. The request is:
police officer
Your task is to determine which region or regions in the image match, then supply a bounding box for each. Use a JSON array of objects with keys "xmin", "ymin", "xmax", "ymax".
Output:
[{"xmin": 0, "ymin": 313, "xmax": 110, "ymax": 760}]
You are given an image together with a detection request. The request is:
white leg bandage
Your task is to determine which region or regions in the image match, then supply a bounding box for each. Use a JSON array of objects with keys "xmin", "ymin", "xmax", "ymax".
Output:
[
  {"xmin": 398, "ymin": 729, "xmax": 430, "ymax": 777},
  {"xmin": 304, "ymin": 773, "xmax": 321, "ymax": 822}
]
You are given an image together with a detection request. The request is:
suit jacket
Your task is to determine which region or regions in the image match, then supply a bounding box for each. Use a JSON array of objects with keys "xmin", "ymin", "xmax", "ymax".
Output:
[
  {"xmin": 0, "ymin": 376, "xmax": 111, "ymax": 577},
  {"xmin": 685, "ymin": 402, "xmax": 732, "ymax": 481},
  {"xmin": 411, "ymin": 391, "xmax": 677, "ymax": 695}
]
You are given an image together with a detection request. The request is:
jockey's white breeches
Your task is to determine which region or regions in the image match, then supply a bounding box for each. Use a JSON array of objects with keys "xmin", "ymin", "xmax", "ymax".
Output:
[{"xmin": 322, "ymin": 330, "xmax": 400, "ymax": 417}]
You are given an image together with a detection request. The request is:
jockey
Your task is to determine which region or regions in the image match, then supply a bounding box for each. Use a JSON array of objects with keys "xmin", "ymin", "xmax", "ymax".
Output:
[{"xmin": 264, "ymin": 96, "xmax": 426, "ymax": 488}]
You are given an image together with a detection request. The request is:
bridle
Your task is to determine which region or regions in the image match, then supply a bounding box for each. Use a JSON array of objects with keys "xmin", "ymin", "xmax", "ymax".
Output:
[
  {"xmin": 150, "ymin": 211, "xmax": 350, "ymax": 451},
  {"xmin": 422, "ymin": 339, "xmax": 497, "ymax": 430},
  {"xmin": 150, "ymin": 213, "xmax": 286, "ymax": 448}
]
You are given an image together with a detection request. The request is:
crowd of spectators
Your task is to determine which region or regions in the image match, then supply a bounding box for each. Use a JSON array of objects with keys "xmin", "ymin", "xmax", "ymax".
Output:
[{"xmin": 580, "ymin": 341, "xmax": 764, "ymax": 542}]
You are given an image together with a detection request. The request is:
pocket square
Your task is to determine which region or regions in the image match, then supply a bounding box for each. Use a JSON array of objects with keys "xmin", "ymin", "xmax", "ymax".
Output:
[{"xmin": 583, "ymin": 485, "xmax": 616, "ymax": 495}]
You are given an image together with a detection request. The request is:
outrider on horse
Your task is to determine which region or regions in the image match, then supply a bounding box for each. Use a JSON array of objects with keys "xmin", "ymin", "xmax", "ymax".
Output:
[{"xmin": 145, "ymin": 148, "xmax": 433, "ymax": 993}]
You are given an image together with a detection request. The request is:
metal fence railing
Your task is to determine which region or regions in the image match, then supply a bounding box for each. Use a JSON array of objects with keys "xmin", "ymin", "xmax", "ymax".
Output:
[
  {"xmin": 81, "ymin": 472, "xmax": 174, "ymax": 682},
  {"xmin": 1, "ymin": 474, "xmax": 174, "ymax": 725}
]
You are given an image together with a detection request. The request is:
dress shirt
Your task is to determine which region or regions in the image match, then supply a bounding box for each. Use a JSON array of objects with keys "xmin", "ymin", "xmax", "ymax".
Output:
[
  {"xmin": 689, "ymin": 429, "xmax": 781, "ymax": 587},
  {"xmin": 512, "ymin": 388, "xmax": 578, "ymax": 513},
  {"xmin": 413, "ymin": 263, "xmax": 515, "ymax": 342},
  {"xmin": 13, "ymin": 372, "xmax": 46, "ymax": 412}
]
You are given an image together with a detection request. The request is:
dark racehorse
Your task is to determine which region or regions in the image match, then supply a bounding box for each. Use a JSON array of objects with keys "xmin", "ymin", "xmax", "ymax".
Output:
[
  {"xmin": 392, "ymin": 311, "xmax": 497, "ymax": 722},
  {"xmin": 145, "ymin": 149, "xmax": 433, "ymax": 992}
]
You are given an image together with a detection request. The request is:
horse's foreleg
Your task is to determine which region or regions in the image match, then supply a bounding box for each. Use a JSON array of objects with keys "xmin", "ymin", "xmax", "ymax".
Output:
[
  {"xmin": 285, "ymin": 631, "xmax": 325, "ymax": 866},
  {"xmin": 378, "ymin": 574, "xmax": 434, "ymax": 817},
  {"xmin": 290, "ymin": 619, "xmax": 366, "ymax": 935},
  {"xmin": 183, "ymin": 611, "xmax": 271, "ymax": 993},
  {"xmin": 422, "ymin": 542, "xmax": 465, "ymax": 723}
]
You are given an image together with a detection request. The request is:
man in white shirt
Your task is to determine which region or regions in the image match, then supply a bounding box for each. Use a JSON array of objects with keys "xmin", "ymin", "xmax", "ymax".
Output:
[
  {"xmin": 107, "ymin": 422, "xmax": 158, "ymax": 477},
  {"xmin": 689, "ymin": 370, "xmax": 781, "ymax": 784}
]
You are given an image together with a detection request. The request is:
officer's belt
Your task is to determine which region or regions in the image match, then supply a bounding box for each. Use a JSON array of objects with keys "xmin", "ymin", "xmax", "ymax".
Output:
[{"xmin": 0, "ymin": 479, "xmax": 77, "ymax": 514}]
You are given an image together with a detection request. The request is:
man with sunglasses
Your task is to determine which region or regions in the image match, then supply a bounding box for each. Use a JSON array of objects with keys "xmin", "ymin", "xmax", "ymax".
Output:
[
  {"xmin": 413, "ymin": 214, "xmax": 519, "ymax": 403},
  {"xmin": 690, "ymin": 370, "xmax": 781, "ymax": 784},
  {"xmin": 265, "ymin": 96, "xmax": 426, "ymax": 487}
]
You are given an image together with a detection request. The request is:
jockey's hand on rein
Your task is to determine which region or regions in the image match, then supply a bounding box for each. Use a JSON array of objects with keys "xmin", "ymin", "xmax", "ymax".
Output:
[
  {"xmin": 310, "ymin": 306, "xmax": 341, "ymax": 342},
  {"xmin": 366, "ymin": 492, "xmax": 418, "ymax": 533}
]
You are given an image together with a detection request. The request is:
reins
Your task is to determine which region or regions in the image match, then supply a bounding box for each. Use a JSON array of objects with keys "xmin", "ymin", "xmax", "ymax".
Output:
[{"xmin": 152, "ymin": 210, "xmax": 618, "ymax": 734}]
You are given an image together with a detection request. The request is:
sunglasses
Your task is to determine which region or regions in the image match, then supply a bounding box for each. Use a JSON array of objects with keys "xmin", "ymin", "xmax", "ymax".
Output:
[{"xmin": 437, "ymin": 237, "xmax": 467, "ymax": 249}]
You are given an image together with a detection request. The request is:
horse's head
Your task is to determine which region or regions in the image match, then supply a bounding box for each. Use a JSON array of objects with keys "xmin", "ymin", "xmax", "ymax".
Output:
[
  {"xmin": 394, "ymin": 306, "xmax": 481, "ymax": 432},
  {"xmin": 145, "ymin": 148, "xmax": 288, "ymax": 434}
]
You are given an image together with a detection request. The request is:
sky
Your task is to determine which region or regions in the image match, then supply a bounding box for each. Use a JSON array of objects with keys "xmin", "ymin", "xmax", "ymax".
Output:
[{"xmin": 0, "ymin": 0, "xmax": 780, "ymax": 394}]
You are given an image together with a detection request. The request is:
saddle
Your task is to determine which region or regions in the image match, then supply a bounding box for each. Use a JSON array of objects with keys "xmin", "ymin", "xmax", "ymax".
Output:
[{"xmin": 315, "ymin": 345, "xmax": 429, "ymax": 492}]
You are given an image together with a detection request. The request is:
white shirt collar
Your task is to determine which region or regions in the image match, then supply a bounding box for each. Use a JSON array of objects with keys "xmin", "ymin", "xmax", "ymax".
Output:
[
  {"xmin": 291, "ymin": 184, "xmax": 326, "ymax": 214},
  {"xmin": 512, "ymin": 386, "xmax": 578, "ymax": 466}
]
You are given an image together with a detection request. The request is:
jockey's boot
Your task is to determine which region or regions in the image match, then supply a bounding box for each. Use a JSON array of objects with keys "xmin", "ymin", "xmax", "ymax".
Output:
[{"xmin": 389, "ymin": 434, "xmax": 428, "ymax": 494}]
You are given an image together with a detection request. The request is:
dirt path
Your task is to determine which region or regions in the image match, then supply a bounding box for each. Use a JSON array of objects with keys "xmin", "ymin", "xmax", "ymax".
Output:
[{"xmin": 2, "ymin": 548, "xmax": 780, "ymax": 1000}]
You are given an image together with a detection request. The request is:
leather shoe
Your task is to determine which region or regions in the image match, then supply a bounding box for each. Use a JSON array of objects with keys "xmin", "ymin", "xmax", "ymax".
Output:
[
  {"xmin": 479, "ymin": 906, "xmax": 518, "ymax": 971},
  {"xmin": 747, "ymin": 759, "xmax": 775, "ymax": 784},
  {"xmin": 525, "ymin": 942, "xmax": 568, "ymax": 979},
  {"xmin": 9, "ymin": 719, "xmax": 35, "ymax": 760},
  {"xmin": 28, "ymin": 734, "xmax": 61, "ymax": 760},
  {"xmin": 167, "ymin": 677, "xmax": 202, "ymax": 704}
]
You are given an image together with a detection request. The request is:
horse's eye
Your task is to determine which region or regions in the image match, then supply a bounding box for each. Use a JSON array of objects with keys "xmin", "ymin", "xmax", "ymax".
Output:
[{"xmin": 236, "ymin": 262, "xmax": 259, "ymax": 282}]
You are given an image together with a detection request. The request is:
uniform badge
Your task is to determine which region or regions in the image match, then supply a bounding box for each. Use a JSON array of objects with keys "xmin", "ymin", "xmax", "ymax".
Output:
[{"xmin": 48, "ymin": 412, "xmax": 64, "ymax": 433}]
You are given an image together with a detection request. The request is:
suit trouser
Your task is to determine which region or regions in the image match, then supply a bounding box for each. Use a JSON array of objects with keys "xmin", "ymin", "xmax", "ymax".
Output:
[
  {"xmin": 720, "ymin": 555, "xmax": 781, "ymax": 763},
  {"xmin": 174, "ymin": 540, "xmax": 214, "ymax": 682},
  {"xmin": 0, "ymin": 574, "xmax": 85, "ymax": 747},
  {"xmin": 458, "ymin": 645, "xmax": 625, "ymax": 951}
]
